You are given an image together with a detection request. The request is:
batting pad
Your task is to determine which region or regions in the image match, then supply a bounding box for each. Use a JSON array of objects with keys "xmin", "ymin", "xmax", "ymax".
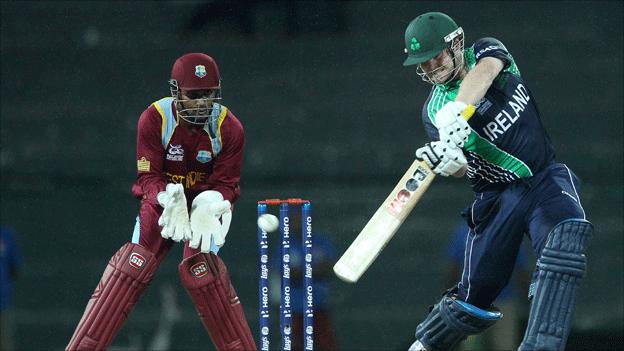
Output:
[
  {"xmin": 67, "ymin": 243, "xmax": 160, "ymax": 350},
  {"xmin": 179, "ymin": 252, "xmax": 256, "ymax": 351},
  {"xmin": 415, "ymin": 295, "xmax": 502, "ymax": 351},
  {"xmin": 520, "ymin": 219, "xmax": 593, "ymax": 351}
]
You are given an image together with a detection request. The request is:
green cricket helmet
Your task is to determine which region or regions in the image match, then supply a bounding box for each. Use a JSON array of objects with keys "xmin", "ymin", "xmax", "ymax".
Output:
[{"xmin": 403, "ymin": 12, "xmax": 463, "ymax": 66}]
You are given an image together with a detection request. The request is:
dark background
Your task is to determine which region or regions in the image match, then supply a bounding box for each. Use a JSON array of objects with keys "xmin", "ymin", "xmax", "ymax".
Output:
[{"xmin": 1, "ymin": 1, "xmax": 622, "ymax": 350}]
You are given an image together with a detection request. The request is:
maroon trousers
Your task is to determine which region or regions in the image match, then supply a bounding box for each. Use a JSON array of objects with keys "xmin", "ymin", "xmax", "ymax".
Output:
[{"xmin": 67, "ymin": 201, "xmax": 255, "ymax": 350}]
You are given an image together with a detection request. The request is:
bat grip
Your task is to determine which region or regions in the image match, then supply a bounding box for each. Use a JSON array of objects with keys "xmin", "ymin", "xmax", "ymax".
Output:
[{"xmin": 461, "ymin": 104, "xmax": 476, "ymax": 121}]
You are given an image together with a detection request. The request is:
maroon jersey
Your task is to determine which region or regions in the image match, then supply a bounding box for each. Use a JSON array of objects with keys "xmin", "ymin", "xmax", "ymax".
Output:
[{"xmin": 132, "ymin": 97, "xmax": 244, "ymax": 205}]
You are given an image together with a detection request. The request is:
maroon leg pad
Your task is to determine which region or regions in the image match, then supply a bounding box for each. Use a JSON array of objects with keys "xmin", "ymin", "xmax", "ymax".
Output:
[
  {"xmin": 179, "ymin": 252, "xmax": 256, "ymax": 351},
  {"xmin": 67, "ymin": 243, "xmax": 161, "ymax": 350}
]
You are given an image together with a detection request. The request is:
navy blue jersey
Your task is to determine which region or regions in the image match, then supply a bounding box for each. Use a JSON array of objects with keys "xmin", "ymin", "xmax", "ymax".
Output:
[{"xmin": 421, "ymin": 38, "xmax": 556, "ymax": 192}]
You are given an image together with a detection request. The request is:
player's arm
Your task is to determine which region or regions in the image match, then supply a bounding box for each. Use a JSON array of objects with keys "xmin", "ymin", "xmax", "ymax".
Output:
[
  {"xmin": 455, "ymin": 57, "xmax": 504, "ymax": 105},
  {"xmin": 197, "ymin": 112, "xmax": 245, "ymax": 203},
  {"xmin": 436, "ymin": 38, "xmax": 512, "ymax": 148},
  {"xmin": 133, "ymin": 107, "xmax": 167, "ymax": 205},
  {"xmin": 453, "ymin": 163, "xmax": 467, "ymax": 177},
  {"xmin": 134, "ymin": 108, "xmax": 192, "ymax": 242},
  {"xmin": 456, "ymin": 37, "xmax": 513, "ymax": 105},
  {"xmin": 420, "ymin": 94, "xmax": 468, "ymax": 178},
  {"xmin": 189, "ymin": 113, "xmax": 244, "ymax": 252}
]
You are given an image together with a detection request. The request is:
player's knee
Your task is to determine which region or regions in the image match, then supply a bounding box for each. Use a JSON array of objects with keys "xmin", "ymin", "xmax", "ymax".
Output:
[
  {"xmin": 179, "ymin": 251, "xmax": 228, "ymax": 288},
  {"xmin": 457, "ymin": 281, "xmax": 505, "ymax": 310},
  {"xmin": 178, "ymin": 253, "xmax": 255, "ymax": 350},
  {"xmin": 538, "ymin": 219, "xmax": 592, "ymax": 275},
  {"xmin": 414, "ymin": 292, "xmax": 502, "ymax": 350},
  {"xmin": 529, "ymin": 219, "xmax": 592, "ymax": 300},
  {"xmin": 66, "ymin": 243, "xmax": 161, "ymax": 350},
  {"xmin": 521, "ymin": 219, "xmax": 592, "ymax": 349},
  {"xmin": 110, "ymin": 243, "xmax": 159, "ymax": 278}
]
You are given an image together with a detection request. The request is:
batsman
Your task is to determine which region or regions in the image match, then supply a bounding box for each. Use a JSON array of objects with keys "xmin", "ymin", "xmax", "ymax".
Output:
[
  {"xmin": 67, "ymin": 53, "xmax": 256, "ymax": 350},
  {"xmin": 403, "ymin": 12, "xmax": 592, "ymax": 351}
]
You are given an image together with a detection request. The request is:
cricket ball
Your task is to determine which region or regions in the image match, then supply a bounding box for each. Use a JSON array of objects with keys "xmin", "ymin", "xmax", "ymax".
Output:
[{"xmin": 257, "ymin": 214, "xmax": 279, "ymax": 232}]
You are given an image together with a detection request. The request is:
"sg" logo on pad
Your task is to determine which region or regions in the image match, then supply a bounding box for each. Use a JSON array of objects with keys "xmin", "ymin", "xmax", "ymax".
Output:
[{"xmin": 129, "ymin": 253, "xmax": 146, "ymax": 269}]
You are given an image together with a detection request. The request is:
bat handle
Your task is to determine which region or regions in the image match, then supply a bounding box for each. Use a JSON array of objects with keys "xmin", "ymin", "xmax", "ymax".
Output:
[
  {"xmin": 461, "ymin": 104, "xmax": 477, "ymax": 121},
  {"xmin": 418, "ymin": 104, "xmax": 475, "ymax": 172}
]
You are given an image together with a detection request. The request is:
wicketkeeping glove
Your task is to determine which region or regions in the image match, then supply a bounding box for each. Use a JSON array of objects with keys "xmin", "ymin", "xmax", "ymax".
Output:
[
  {"xmin": 435, "ymin": 101, "xmax": 473, "ymax": 148},
  {"xmin": 415, "ymin": 141, "xmax": 468, "ymax": 177},
  {"xmin": 157, "ymin": 183, "xmax": 192, "ymax": 242},
  {"xmin": 189, "ymin": 190, "xmax": 232, "ymax": 253}
]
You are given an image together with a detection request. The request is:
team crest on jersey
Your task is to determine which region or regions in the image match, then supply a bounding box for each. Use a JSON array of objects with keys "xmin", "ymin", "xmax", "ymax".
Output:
[
  {"xmin": 166, "ymin": 144, "xmax": 184, "ymax": 161},
  {"xmin": 195, "ymin": 65, "xmax": 207, "ymax": 78},
  {"xmin": 196, "ymin": 150, "xmax": 212, "ymax": 163}
]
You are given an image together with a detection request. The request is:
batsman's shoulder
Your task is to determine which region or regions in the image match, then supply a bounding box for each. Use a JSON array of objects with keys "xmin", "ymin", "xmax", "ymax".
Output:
[
  {"xmin": 473, "ymin": 37, "xmax": 508, "ymax": 52},
  {"xmin": 472, "ymin": 37, "xmax": 516, "ymax": 72}
]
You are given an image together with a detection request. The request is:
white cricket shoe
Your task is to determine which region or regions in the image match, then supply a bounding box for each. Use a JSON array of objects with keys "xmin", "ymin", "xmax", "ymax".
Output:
[{"xmin": 408, "ymin": 340, "xmax": 427, "ymax": 351}]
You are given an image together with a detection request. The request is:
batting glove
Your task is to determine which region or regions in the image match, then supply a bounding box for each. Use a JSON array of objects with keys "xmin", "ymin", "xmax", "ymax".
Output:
[
  {"xmin": 157, "ymin": 183, "xmax": 192, "ymax": 242},
  {"xmin": 416, "ymin": 141, "xmax": 467, "ymax": 177},
  {"xmin": 435, "ymin": 101, "xmax": 472, "ymax": 148},
  {"xmin": 189, "ymin": 190, "xmax": 232, "ymax": 253}
]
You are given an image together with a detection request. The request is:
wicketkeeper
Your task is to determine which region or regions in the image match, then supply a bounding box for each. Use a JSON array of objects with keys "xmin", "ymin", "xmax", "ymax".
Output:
[
  {"xmin": 404, "ymin": 12, "xmax": 592, "ymax": 351},
  {"xmin": 67, "ymin": 53, "xmax": 256, "ymax": 350}
]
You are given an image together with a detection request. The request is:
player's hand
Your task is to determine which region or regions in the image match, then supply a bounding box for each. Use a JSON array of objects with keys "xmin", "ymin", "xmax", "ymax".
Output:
[
  {"xmin": 435, "ymin": 101, "xmax": 472, "ymax": 148},
  {"xmin": 190, "ymin": 190, "xmax": 232, "ymax": 253},
  {"xmin": 157, "ymin": 183, "xmax": 192, "ymax": 242},
  {"xmin": 415, "ymin": 141, "xmax": 467, "ymax": 177}
]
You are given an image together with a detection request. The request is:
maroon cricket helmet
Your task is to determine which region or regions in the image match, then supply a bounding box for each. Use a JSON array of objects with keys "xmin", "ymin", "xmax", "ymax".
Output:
[{"xmin": 170, "ymin": 53, "xmax": 221, "ymax": 91}]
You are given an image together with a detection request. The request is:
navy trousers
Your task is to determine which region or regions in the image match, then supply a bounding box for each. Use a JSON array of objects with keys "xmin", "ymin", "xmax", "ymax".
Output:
[{"xmin": 456, "ymin": 163, "xmax": 587, "ymax": 308}]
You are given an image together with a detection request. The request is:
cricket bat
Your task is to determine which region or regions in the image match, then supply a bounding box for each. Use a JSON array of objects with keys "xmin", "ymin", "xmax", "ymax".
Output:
[
  {"xmin": 333, "ymin": 105, "xmax": 475, "ymax": 283},
  {"xmin": 332, "ymin": 160, "xmax": 436, "ymax": 283}
]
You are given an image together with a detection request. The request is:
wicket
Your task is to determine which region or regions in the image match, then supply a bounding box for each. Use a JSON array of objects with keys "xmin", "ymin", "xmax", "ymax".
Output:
[{"xmin": 257, "ymin": 199, "xmax": 314, "ymax": 351}]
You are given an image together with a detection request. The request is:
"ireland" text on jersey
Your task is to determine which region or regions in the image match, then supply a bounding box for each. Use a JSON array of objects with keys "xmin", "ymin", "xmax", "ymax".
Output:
[{"xmin": 481, "ymin": 83, "xmax": 530, "ymax": 142}]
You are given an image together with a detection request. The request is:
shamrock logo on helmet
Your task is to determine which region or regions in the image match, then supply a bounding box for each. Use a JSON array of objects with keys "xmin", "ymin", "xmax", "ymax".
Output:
[{"xmin": 410, "ymin": 37, "xmax": 421, "ymax": 52}]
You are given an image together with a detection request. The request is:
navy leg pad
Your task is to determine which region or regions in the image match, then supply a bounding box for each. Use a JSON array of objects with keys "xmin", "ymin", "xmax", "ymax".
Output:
[
  {"xmin": 415, "ymin": 296, "xmax": 502, "ymax": 351},
  {"xmin": 520, "ymin": 219, "xmax": 593, "ymax": 351}
]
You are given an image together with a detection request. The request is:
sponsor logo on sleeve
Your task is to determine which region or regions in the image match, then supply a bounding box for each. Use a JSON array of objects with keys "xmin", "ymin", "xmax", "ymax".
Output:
[
  {"xmin": 129, "ymin": 252, "xmax": 146, "ymax": 269},
  {"xmin": 137, "ymin": 157, "xmax": 150, "ymax": 172},
  {"xmin": 475, "ymin": 45, "xmax": 499, "ymax": 59}
]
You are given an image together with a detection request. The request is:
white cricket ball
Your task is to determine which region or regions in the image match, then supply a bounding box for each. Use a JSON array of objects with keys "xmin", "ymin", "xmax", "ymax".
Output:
[{"xmin": 257, "ymin": 214, "xmax": 279, "ymax": 232}]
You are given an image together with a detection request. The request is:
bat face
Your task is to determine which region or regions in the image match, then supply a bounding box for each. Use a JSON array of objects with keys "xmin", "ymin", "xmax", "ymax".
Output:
[
  {"xmin": 388, "ymin": 166, "xmax": 432, "ymax": 216},
  {"xmin": 334, "ymin": 160, "xmax": 436, "ymax": 283},
  {"xmin": 334, "ymin": 106, "xmax": 474, "ymax": 283}
]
